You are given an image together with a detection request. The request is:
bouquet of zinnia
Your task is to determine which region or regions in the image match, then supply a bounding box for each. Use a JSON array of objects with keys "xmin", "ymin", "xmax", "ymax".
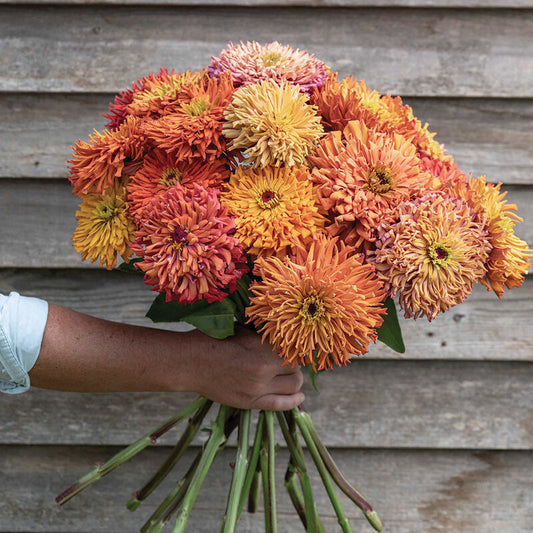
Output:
[{"xmin": 57, "ymin": 41, "xmax": 532, "ymax": 532}]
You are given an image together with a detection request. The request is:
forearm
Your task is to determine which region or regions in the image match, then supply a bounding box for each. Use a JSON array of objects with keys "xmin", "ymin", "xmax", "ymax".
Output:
[{"xmin": 29, "ymin": 304, "xmax": 202, "ymax": 393}]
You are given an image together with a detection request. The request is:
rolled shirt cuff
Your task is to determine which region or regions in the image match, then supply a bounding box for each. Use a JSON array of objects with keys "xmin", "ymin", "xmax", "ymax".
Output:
[{"xmin": 0, "ymin": 292, "xmax": 49, "ymax": 394}]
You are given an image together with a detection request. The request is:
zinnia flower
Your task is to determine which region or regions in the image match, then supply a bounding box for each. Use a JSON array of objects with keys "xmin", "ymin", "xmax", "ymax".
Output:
[
  {"xmin": 142, "ymin": 72, "xmax": 234, "ymax": 161},
  {"xmin": 221, "ymin": 165, "xmax": 325, "ymax": 257},
  {"xmin": 126, "ymin": 69, "xmax": 209, "ymax": 120},
  {"xmin": 72, "ymin": 182, "xmax": 136, "ymax": 270},
  {"xmin": 69, "ymin": 116, "xmax": 146, "ymax": 195},
  {"xmin": 131, "ymin": 184, "xmax": 248, "ymax": 304},
  {"xmin": 209, "ymin": 41, "xmax": 328, "ymax": 94},
  {"xmin": 222, "ymin": 79, "xmax": 324, "ymax": 167},
  {"xmin": 309, "ymin": 120, "xmax": 431, "ymax": 249},
  {"xmin": 369, "ymin": 193, "xmax": 491, "ymax": 320},
  {"xmin": 459, "ymin": 176, "xmax": 532, "ymax": 297},
  {"xmin": 247, "ymin": 236, "xmax": 387, "ymax": 370},
  {"xmin": 127, "ymin": 149, "xmax": 230, "ymax": 217}
]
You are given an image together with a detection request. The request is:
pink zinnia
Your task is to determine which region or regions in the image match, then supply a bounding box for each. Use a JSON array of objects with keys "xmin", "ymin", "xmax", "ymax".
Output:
[
  {"xmin": 208, "ymin": 41, "xmax": 328, "ymax": 94},
  {"xmin": 131, "ymin": 184, "xmax": 248, "ymax": 304}
]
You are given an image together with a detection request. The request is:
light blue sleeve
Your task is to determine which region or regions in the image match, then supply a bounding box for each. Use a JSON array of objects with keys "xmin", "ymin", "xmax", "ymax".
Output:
[{"xmin": 0, "ymin": 292, "xmax": 49, "ymax": 394}]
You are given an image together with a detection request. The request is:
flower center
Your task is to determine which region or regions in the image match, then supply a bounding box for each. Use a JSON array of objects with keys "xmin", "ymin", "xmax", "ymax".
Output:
[
  {"xmin": 170, "ymin": 226, "xmax": 189, "ymax": 250},
  {"xmin": 183, "ymin": 97, "xmax": 210, "ymax": 116},
  {"xmin": 257, "ymin": 189, "xmax": 281, "ymax": 209},
  {"xmin": 428, "ymin": 243, "xmax": 451, "ymax": 266},
  {"xmin": 160, "ymin": 167, "xmax": 182, "ymax": 188},
  {"xmin": 366, "ymin": 166, "xmax": 393, "ymax": 194},
  {"xmin": 262, "ymin": 52, "xmax": 281, "ymax": 66},
  {"xmin": 300, "ymin": 295, "xmax": 326, "ymax": 323},
  {"xmin": 96, "ymin": 199, "xmax": 118, "ymax": 222}
]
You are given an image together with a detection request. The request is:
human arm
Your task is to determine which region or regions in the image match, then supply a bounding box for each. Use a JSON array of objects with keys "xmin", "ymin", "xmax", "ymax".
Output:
[{"xmin": 29, "ymin": 303, "xmax": 304, "ymax": 411}]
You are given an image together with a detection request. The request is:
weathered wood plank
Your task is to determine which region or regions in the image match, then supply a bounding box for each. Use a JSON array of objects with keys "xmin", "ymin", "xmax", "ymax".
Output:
[
  {"xmin": 2, "ymin": 93, "xmax": 532, "ymax": 184},
  {"xmin": 4, "ymin": 0, "xmax": 533, "ymax": 7},
  {"xmin": 2, "ymin": 7, "xmax": 533, "ymax": 97},
  {"xmin": 1, "ymin": 361, "xmax": 532, "ymax": 448},
  {"xmin": 1, "ymin": 180, "xmax": 531, "ymax": 268},
  {"xmin": 1, "ymin": 268, "xmax": 532, "ymax": 362},
  {"xmin": 1, "ymin": 445, "xmax": 532, "ymax": 532}
]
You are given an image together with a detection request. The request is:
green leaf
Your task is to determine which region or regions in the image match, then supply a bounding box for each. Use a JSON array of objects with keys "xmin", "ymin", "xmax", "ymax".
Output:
[
  {"xmin": 146, "ymin": 293, "xmax": 211, "ymax": 322},
  {"xmin": 116, "ymin": 258, "xmax": 143, "ymax": 273},
  {"xmin": 377, "ymin": 297, "xmax": 405, "ymax": 353},
  {"xmin": 183, "ymin": 298, "xmax": 236, "ymax": 340}
]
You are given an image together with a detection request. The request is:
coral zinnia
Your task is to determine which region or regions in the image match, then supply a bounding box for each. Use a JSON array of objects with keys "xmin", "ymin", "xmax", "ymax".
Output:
[
  {"xmin": 131, "ymin": 184, "xmax": 248, "ymax": 304},
  {"xmin": 127, "ymin": 149, "xmax": 230, "ymax": 217},
  {"xmin": 69, "ymin": 116, "xmax": 146, "ymax": 195},
  {"xmin": 310, "ymin": 120, "xmax": 431, "ymax": 249},
  {"xmin": 223, "ymin": 79, "xmax": 324, "ymax": 167},
  {"xmin": 370, "ymin": 193, "xmax": 491, "ymax": 321},
  {"xmin": 142, "ymin": 72, "xmax": 234, "ymax": 162},
  {"xmin": 72, "ymin": 182, "xmax": 136, "ymax": 270},
  {"xmin": 209, "ymin": 41, "xmax": 328, "ymax": 94},
  {"xmin": 221, "ymin": 165, "xmax": 325, "ymax": 257},
  {"xmin": 247, "ymin": 236, "xmax": 387, "ymax": 371}
]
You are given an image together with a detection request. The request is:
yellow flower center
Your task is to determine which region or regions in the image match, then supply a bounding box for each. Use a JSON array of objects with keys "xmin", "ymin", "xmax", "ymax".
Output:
[
  {"xmin": 300, "ymin": 295, "xmax": 326, "ymax": 323},
  {"xmin": 366, "ymin": 166, "xmax": 393, "ymax": 194},
  {"xmin": 183, "ymin": 97, "xmax": 210, "ymax": 116},
  {"xmin": 257, "ymin": 189, "xmax": 281, "ymax": 210},
  {"xmin": 262, "ymin": 52, "xmax": 282, "ymax": 66},
  {"xmin": 96, "ymin": 198, "xmax": 118, "ymax": 222},
  {"xmin": 160, "ymin": 167, "xmax": 182, "ymax": 188},
  {"xmin": 428, "ymin": 243, "xmax": 451, "ymax": 266}
]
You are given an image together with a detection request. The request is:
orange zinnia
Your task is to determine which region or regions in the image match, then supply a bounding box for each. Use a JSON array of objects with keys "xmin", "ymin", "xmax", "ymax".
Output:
[
  {"xmin": 247, "ymin": 236, "xmax": 387, "ymax": 371},
  {"xmin": 221, "ymin": 165, "xmax": 325, "ymax": 258},
  {"xmin": 142, "ymin": 72, "xmax": 234, "ymax": 162},
  {"xmin": 69, "ymin": 116, "xmax": 146, "ymax": 195}
]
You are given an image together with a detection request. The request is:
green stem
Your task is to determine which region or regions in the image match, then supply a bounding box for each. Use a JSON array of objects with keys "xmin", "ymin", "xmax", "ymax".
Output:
[
  {"xmin": 238, "ymin": 411, "xmax": 264, "ymax": 515},
  {"xmin": 277, "ymin": 412, "xmax": 321, "ymax": 533},
  {"xmin": 248, "ymin": 461, "xmax": 262, "ymax": 514},
  {"xmin": 292, "ymin": 408, "xmax": 353, "ymax": 533},
  {"xmin": 141, "ymin": 452, "xmax": 202, "ymax": 533},
  {"xmin": 172, "ymin": 405, "xmax": 232, "ymax": 533},
  {"xmin": 221, "ymin": 410, "xmax": 251, "ymax": 532},
  {"xmin": 260, "ymin": 411, "xmax": 277, "ymax": 533},
  {"xmin": 302, "ymin": 410, "xmax": 383, "ymax": 532},
  {"xmin": 284, "ymin": 462, "xmax": 308, "ymax": 529},
  {"xmin": 129, "ymin": 399, "xmax": 213, "ymax": 511},
  {"xmin": 56, "ymin": 396, "xmax": 208, "ymax": 506}
]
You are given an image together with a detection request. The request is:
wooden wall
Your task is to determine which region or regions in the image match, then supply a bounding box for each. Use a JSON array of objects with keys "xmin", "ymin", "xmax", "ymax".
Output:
[{"xmin": 1, "ymin": 2, "xmax": 532, "ymax": 532}]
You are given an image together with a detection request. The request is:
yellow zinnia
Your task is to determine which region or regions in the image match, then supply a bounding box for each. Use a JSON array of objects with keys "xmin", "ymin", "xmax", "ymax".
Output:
[
  {"xmin": 72, "ymin": 182, "xmax": 136, "ymax": 269},
  {"xmin": 221, "ymin": 165, "xmax": 325, "ymax": 257}
]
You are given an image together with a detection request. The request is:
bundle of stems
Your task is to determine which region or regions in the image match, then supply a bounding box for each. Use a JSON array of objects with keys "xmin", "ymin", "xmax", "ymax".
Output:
[{"xmin": 56, "ymin": 397, "xmax": 383, "ymax": 532}]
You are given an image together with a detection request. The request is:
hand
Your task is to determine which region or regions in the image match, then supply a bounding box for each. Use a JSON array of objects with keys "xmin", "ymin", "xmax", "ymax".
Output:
[{"xmin": 182, "ymin": 325, "xmax": 305, "ymax": 411}]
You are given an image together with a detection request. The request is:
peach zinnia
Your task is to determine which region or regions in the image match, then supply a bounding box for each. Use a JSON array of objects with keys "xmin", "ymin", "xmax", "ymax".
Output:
[
  {"xmin": 370, "ymin": 193, "xmax": 491, "ymax": 320},
  {"xmin": 208, "ymin": 41, "xmax": 328, "ymax": 94},
  {"xmin": 247, "ymin": 236, "xmax": 387, "ymax": 371},
  {"xmin": 131, "ymin": 184, "xmax": 247, "ymax": 304},
  {"xmin": 221, "ymin": 165, "xmax": 325, "ymax": 258},
  {"xmin": 223, "ymin": 79, "xmax": 323, "ymax": 167},
  {"xmin": 310, "ymin": 120, "xmax": 431, "ymax": 249}
]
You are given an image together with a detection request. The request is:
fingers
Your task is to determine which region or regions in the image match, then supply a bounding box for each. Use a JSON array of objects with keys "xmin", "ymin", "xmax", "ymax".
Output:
[
  {"xmin": 253, "ymin": 392, "xmax": 305, "ymax": 412},
  {"xmin": 268, "ymin": 371, "xmax": 304, "ymax": 395}
]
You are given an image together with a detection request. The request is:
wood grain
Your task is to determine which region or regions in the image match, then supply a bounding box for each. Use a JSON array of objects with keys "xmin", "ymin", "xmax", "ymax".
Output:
[
  {"xmin": 2, "ymin": 94, "xmax": 532, "ymax": 184},
  {"xmin": 2, "ymin": 361, "xmax": 533, "ymax": 448},
  {"xmin": 1, "ymin": 267, "xmax": 532, "ymax": 362},
  {"xmin": 2, "ymin": 6, "xmax": 533, "ymax": 96},
  {"xmin": 1, "ymin": 445, "xmax": 532, "ymax": 532},
  {"xmin": 1, "ymin": 180, "xmax": 531, "ymax": 268}
]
